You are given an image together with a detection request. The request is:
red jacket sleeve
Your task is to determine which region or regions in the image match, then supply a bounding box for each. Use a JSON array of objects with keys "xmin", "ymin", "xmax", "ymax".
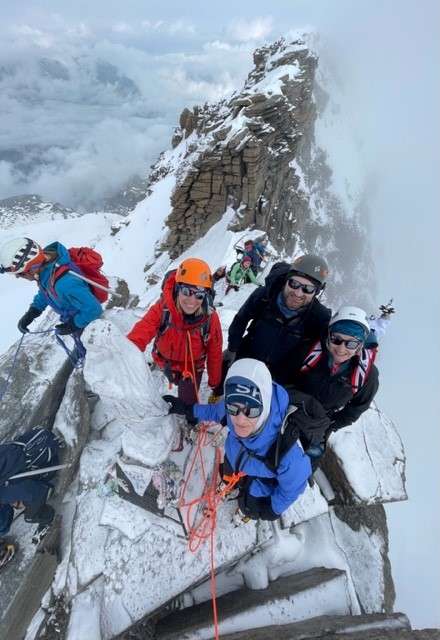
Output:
[
  {"xmin": 205, "ymin": 311, "xmax": 223, "ymax": 388},
  {"xmin": 127, "ymin": 300, "xmax": 164, "ymax": 352}
]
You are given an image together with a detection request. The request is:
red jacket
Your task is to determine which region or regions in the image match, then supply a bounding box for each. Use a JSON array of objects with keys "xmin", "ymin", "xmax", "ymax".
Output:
[{"xmin": 127, "ymin": 273, "xmax": 223, "ymax": 388}]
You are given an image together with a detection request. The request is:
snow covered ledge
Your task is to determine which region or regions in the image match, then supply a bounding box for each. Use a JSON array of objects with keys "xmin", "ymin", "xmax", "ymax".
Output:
[{"xmin": 321, "ymin": 404, "xmax": 406, "ymax": 506}]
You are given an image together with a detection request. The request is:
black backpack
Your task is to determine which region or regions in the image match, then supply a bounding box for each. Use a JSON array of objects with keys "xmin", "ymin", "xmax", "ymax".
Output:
[{"xmin": 0, "ymin": 428, "xmax": 61, "ymax": 485}]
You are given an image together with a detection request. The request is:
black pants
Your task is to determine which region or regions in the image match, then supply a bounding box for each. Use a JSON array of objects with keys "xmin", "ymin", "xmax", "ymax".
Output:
[{"xmin": 24, "ymin": 495, "xmax": 55, "ymax": 526}]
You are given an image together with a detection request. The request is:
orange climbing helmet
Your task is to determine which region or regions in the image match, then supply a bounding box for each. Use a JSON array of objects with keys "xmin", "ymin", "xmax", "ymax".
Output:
[
  {"xmin": 0, "ymin": 237, "xmax": 45, "ymax": 274},
  {"xmin": 175, "ymin": 258, "xmax": 213, "ymax": 289}
]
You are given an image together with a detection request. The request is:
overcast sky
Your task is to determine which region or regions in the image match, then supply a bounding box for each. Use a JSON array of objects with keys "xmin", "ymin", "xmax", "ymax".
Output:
[{"xmin": 0, "ymin": 0, "xmax": 439, "ymax": 630}]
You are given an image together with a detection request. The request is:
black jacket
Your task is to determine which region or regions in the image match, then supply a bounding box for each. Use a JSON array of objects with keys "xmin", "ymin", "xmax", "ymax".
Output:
[
  {"xmin": 228, "ymin": 263, "xmax": 331, "ymax": 379},
  {"xmin": 279, "ymin": 338, "xmax": 379, "ymax": 431}
]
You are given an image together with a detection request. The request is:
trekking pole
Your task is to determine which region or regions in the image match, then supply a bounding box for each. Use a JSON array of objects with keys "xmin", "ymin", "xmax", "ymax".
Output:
[{"xmin": 57, "ymin": 267, "xmax": 123, "ymax": 299}]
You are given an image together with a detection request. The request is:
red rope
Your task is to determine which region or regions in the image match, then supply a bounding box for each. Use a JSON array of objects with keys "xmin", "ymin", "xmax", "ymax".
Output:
[
  {"xmin": 181, "ymin": 330, "xmax": 201, "ymax": 404},
  {"xmin": 179, "ymin": 422, "xmax": 246, "ymax": 640}
]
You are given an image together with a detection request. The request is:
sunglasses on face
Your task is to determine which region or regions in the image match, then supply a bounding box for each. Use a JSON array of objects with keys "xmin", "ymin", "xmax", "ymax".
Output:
[
  {"xmin": 286, "ymin": 278, "xmax": 318, "ymax": 294},
  {"xmin": 329, "ymin": 334, "xmax": 362, "ymax": 350},
  {"xmin": 178, "ymin": 285, "xmax": 206, "ymax": 300},
  {"xmin": 226, "ymin": 403, "xmax": 262, "ymax": 418}
]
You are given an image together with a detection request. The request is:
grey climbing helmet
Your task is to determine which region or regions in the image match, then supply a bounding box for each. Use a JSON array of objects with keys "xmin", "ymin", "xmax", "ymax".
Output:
[{"xmin": 289, "ymin": 254, "xmax": 329, "ymax": 289}]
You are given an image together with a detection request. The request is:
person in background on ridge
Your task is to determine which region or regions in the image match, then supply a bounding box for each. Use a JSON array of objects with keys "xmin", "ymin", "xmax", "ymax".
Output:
[
  {"xmin": 278, "ymin": 305, "xmax": 382, "ymax": 469},
  {"xmin": 164, "ymin": 358, "xmax": 312, "ymax": 522},
  {"xmin": 0, "ymin": 237, "xmax": 102, "ymax": 336},
  {"xmin": 222, "ymin": 254, "xmax": 331, "ymax": 383},
  {"xmin": 242, "ymin": 239, "xmax": 266, "ymax": 275},
  {"xmin": 127, "ymin": 258, "xmax": 223, "ymax": 406},
  {"xmin": 225, "ymin": 255, "xmax": 262, "ymax": 294},
  {"xmin": 213, "ymin": 266, "xmax": 227, "ymax": 283}
]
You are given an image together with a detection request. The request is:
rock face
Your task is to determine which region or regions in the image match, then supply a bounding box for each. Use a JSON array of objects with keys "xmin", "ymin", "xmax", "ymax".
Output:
[{"xmin": 157, "ymin": 39, "xmax": 318, "ymax": 258}]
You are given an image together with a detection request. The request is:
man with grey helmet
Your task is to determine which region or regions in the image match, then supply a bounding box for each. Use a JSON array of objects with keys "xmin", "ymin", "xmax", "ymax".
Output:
[{"xmin": 223, "ymin": 254, "xmax": 331, "ymax": 383}]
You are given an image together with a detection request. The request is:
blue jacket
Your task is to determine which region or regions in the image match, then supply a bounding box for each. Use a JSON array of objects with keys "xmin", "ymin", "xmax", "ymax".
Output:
[
  {"xmin": 243, "ymin": 242, "xmax": 265, "ymax": 269},
  {"xmin": 31, "ymin": 242, "xmax": 102, "ymax": 329},
  {"xmin": 0, "ymin": 443, "xmax": 54, "ymax": 506},
  {"xmin": 194, "ymin": 382, "xmax": 311, "ymax": 515}
]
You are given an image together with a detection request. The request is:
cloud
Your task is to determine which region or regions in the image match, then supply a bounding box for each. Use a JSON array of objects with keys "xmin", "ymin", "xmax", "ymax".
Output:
[{"xmin": 229, "ymin": 16, "xmax": 274, "ymax": 42}]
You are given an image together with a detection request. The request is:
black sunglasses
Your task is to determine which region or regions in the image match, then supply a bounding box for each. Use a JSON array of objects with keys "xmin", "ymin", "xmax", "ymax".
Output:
[
  {"xmin": 287, "ymin": 278, "xmax": 318, "ymax": 294},
  {"xmin": 329, "ymin": 334, "xmax": 361, "ymax": 350},
  {"xmin": 226, "ymin": 403, "xmax": 262, "ymax": 419},
  {"xmin": 178, "ymin": 285, "xmax": 206, "ymax": 300}
]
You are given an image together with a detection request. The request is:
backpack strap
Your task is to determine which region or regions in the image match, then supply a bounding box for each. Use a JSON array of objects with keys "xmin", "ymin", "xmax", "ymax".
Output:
[
  {"xmin": 351, "ymin": 347, "xmax": 377, "ymax": 393},
  {"xmin": 300, "ymin": 340, "xmax": 323, "ymax": 372}
]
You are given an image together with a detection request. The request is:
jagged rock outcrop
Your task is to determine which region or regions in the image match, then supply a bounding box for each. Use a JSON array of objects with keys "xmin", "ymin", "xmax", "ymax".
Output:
[{"xmin": 156, "ymin": 39, "xmax": 317, "ymax": 258}]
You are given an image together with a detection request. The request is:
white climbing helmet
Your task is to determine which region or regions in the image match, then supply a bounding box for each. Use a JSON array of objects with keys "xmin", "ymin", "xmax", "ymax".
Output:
[
  {"xmin": 0, "ymin": 237, "xmax": 45, "ymax": 274},
  {"xmin": 329, "ymin": 305, "xmax": 370, "ymax": 339}
]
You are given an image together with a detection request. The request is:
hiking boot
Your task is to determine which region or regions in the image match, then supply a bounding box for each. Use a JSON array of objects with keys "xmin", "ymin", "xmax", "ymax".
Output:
[
  {"xmin": 232, "ymin": 508, "xmax": 250, "ymax": 527},
  {"xmin": 0, "ymin": 541, "xmax": 16, "ymax": 569}
]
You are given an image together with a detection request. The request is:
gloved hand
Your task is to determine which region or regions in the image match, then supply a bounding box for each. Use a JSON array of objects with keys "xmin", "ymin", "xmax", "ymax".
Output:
[
  {"xmin": 208, "ymin": 391, "xmax": 223, "ymax": 404},
  {"xmin": 222, "ymin": 348, "xmax": 237, "ymax": 367},
  {"xmin": 17, "ymin": 307, "xmax": 42, "ymax": 334},
  {"xmin": 379, "ymin": 299, "xmax": 395, "ymax": 320},
  {"xmin": 287, "ymin": 389, "xmax": 331, "ymax": 443},
  {"xmin": 162, "ymin": 395, "xmax": 197, "ymax": 424},
  {"xmin": 55, "ymin": 318, "xmax": 82, "ymax": 336}
]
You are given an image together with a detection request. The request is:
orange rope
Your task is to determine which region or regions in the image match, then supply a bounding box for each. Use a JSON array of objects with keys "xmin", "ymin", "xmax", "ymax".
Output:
[
  {"xmin": 179, "ymin": 423, "xmax": 245, "ymax": 640},
  {"xmin": 181, "ymin": 330, "xmax": 201, "ymax": 404}
]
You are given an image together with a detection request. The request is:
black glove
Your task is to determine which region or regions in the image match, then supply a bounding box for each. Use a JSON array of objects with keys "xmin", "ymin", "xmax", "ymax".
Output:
[
  {"xmin": 55, "ymin": 318, "xmax": 82, "ymax": 335},
  {"xmin": 287, "ymin": 389, "xmax": 331, "ymax": 445},
  {"xmin": 222, "ymin": 348, "xmax": 237, "ymax": 367},
  {"xmin": 18, "ymin": 307, "xmax": 42, "ymax": 334},
  {"xmin": 379, "ymin": 299, "xmax": 395, "ymax": 319},
  {"xmin": 162, "ymin": 395, "xmax": 197, "ymax": 424}
]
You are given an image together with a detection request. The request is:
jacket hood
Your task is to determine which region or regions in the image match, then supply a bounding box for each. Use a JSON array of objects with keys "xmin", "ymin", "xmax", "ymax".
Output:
[
  {"xmin": 225, "ymin": 358, "xmax": 272, "ymax": 432},
  {"xmin": 43, "ymin": 241, "xmax": 71, "ymax": 266}
]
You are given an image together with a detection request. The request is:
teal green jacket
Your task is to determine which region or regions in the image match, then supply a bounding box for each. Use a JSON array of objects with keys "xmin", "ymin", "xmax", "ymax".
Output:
[{"xmin": 229, "ymin": 263, "xmax": 261, "ymax": 286}]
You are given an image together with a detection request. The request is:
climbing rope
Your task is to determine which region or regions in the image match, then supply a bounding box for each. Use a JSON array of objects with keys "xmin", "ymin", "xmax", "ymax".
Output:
[
  {"xmin": 180, "ymin": 330, "xmax": 201, "ymax": 404},
  {"xmin": 0, "ymin": 327, "xmax": 86, "ymax": 402},
  {"xmin": 54, "ymin": 330, "xmax": 86, "ymax": 368},
  {"xmin": 178, "ymin": 422, "xmax": 245, "ymax": 640},
  {"xmin": 0, "ymin": 334, "xmax": 26, "ymax": 401}
]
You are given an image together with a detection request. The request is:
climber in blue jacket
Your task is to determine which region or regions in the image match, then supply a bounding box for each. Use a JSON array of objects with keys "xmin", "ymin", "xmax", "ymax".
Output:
[
  {"xmin": 0, "ymin": 237, "xmax": 102, "ymax": 335},
  {"xmin": 165, "ymin": 358, "xmax": 314, "ymax": 521}
]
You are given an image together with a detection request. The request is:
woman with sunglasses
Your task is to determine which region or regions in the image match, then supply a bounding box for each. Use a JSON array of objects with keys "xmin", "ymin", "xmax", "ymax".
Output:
[
  {"xmin": 127, "ymin": 258, "xmax": 223, "ymax": 405},
  {"xmin": 164, "ymin": 357, "xmax": 312, "ymax": 521},
  {"xmin": 277, "ymin": 306, "xmax": 380, "ymax": 466}
]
